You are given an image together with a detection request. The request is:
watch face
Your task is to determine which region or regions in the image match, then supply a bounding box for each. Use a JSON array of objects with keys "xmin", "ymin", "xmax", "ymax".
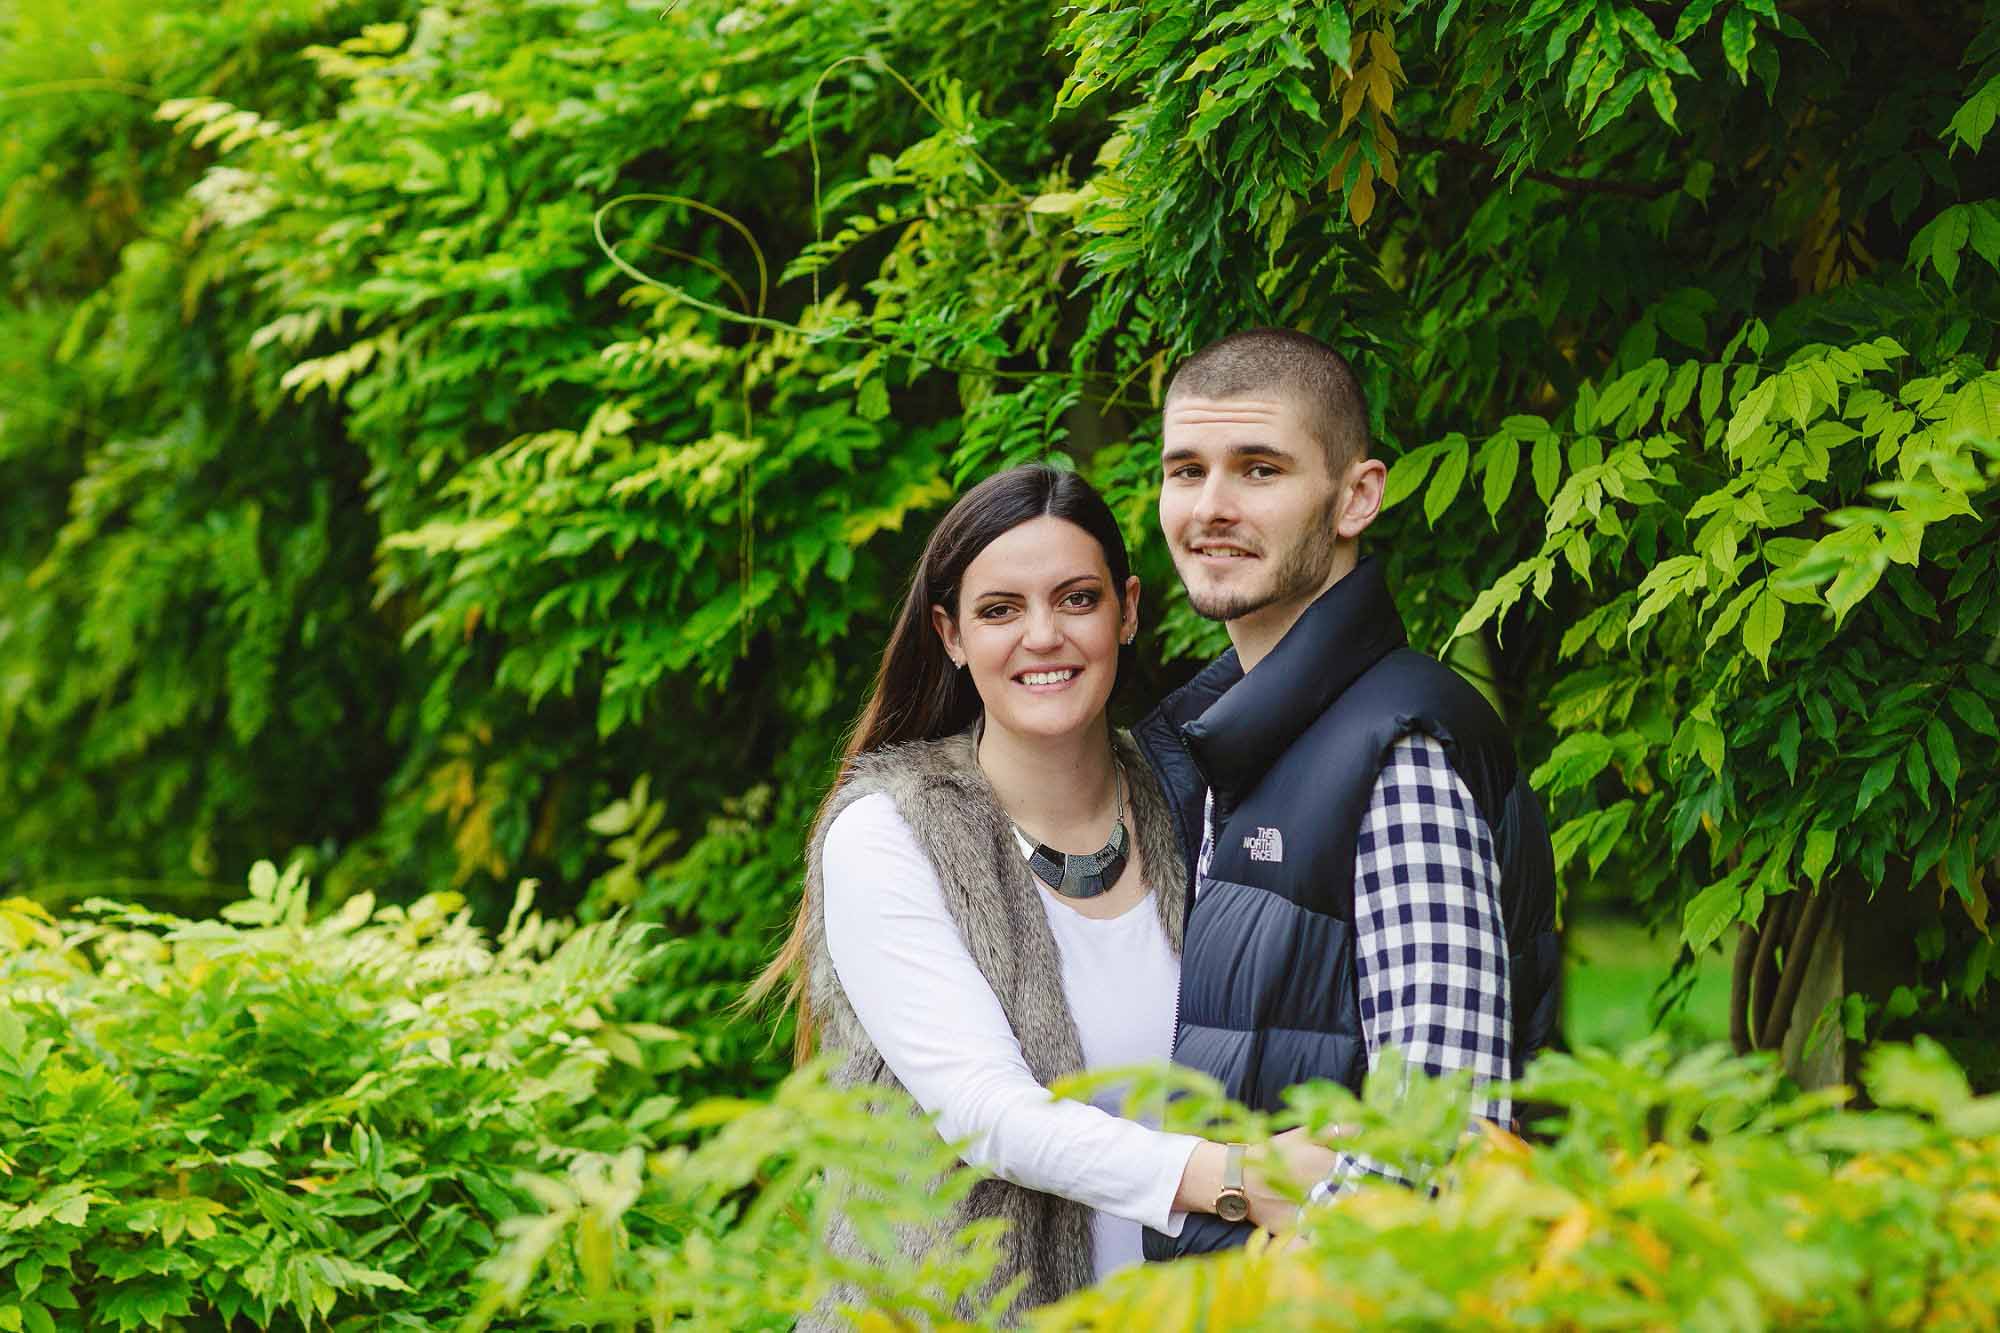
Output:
[{"xmin": 1217, "ymin": 1191, "xmax": 1250, "ymax": 1223}]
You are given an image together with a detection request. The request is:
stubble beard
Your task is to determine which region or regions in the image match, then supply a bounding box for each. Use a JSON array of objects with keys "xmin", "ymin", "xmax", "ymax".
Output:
[{"xmin": 1181, "ymin": 492, "xmax": 1343, "ymax": 624}]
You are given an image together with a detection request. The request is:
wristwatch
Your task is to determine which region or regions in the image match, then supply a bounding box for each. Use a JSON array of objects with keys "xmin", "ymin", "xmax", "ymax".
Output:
[{"xmin": 1215, "ymin": 1143, "xmax": 1250, "ymax": 1223}]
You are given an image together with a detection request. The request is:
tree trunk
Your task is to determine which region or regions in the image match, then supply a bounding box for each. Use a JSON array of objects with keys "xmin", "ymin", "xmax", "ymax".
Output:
[{"xmin": 1779, "ymin": 895, "xmax": 1844, "ymax": 1089}]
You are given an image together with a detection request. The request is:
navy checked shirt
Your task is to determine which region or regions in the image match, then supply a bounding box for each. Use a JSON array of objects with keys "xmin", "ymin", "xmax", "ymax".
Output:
[{"xmin": 1197, "ymin": 733, "xmax": 1513, "ymax": 1199}]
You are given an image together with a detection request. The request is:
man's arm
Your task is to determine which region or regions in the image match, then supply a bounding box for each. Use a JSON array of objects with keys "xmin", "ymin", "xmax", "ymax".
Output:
[{"xmin": 1311, "ymin": 732, "xmax": 1513, "ymax": 1202}]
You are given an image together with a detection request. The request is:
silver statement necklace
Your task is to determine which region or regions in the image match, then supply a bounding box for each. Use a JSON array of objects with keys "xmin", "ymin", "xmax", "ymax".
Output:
[{"xmin": 1008, "ymin": 763, "xmax": 1130, "ymax": 899}]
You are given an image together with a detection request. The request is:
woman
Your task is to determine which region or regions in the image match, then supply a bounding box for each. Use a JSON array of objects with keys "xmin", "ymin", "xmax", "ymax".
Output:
[{"xmin": 755, "ymin": 465, "xmax": 1331, "ymax": 1323}]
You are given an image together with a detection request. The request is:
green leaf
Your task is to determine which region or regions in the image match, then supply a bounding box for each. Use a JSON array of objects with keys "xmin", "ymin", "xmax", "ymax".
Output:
[
  {"xmin": 1673, "ymin": 0, "xmax": 1724, "ymax": 42},
  {"xmin": 1776, "ymin": 710, "xmax": 1801, "ymax": 781},
  {"xmin": 1682, "ymin": 876, "xmax": 1744, "ymax": 953},
  {"xmin": 1725, "ymin": 376, "xmax": 1776, "ymax": 453},
  {"xmin": 1948, "ymin": 687, "xmax": 1998, "ymax": 739},
  {"xmin": 1928, "ymin": 206, "xmax": 1971, "ymax": 289},
  {"xmin": 1699, "ymin": 362, "xmax": 1724, "ymax": 420},
  {"xmin": 1823, "ymin": 540, "xmax": 1884, "ymax": 628},
  {"xmin": 1926, "ymin": 717, "xmax": 1960, "ymax": 798},
  {"xmin": 1854, "ymin": 754, "xmax": 1898, "ymax": 815},
  {"xmin": 1531, "ymin": 434, "xmax": 1562, "ymax": 505},
  {"xmin": 1945, "ymin": 376, "xmax": 2000, "ymax": 445},
  {"xmin": 1946, "ymin": 73, "xmax": 2000, "ymax": 154},
  {"xmin": 1740, "ymin": 583, "xmax": 1783, "ymax": 674},
  {"xmin": 1696, "ymin": 719, "xmax": 1725, "ymax": 776},
  {"xmin": 1663, "ymin": 360, "xmax": 1699, "ymax": 421},
  {"xmin": 1863, "ymin": 1038, "xmax": 1971, "ymax": 1115},
  {"xmin": 1904, "ymin": 738, "xmax": 1931, "ymax": 808},
  {"xmin": 1801, "ymin": 826, "xmax": 1836, "ymax": 887},
  {"xmin": 1478, "ymin": 434, "xmax": 1519, "ymax": 519},
  {"xmin": 1424, "ymin": 435, "xmax": 1471, "ymax": 526},
  {"xmin": 1720, "ymin": 6, "xmax": 1754, "ymax": 81},
  {"xmin": 1316, "ymin": 5, "xmax": 1355, "ymax": 72},
  {"xmin": 1644, "ymin": 72, "xmax": 1678, "ymax": 130},
  {"xmin": 1381, "ymin": 441, "xmax": 1447, "ymax": 512},
  {"xmin": 1585, "ymin": 801, "xmax": 1633, "ymax": 876}
]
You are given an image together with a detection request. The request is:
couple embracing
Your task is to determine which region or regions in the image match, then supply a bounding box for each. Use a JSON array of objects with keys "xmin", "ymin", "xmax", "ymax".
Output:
[{"xmin": 760, "ymin": 329, "xmax": 1562, "ymax": 1324}]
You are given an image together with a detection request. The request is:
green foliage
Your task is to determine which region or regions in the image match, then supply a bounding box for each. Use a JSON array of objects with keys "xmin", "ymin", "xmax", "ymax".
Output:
[
  {"xmin": 0, "ymin": 872, "xmax": 684, "ymax": 1328},
  {"xmin": 481, "ymin": 1038, "xmax": 2000, "ymax": 1330}
]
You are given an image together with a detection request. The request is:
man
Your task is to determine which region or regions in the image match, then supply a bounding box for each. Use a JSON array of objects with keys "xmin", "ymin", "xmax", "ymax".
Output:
[{"xmin": 1132, "ymin": 328, "xmax": 1561, "ymax": 1259}]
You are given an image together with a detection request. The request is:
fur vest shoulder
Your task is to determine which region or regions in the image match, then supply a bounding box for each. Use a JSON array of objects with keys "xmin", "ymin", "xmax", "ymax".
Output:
[{"xmin": 798, "ymin": 726, "xmax": 1186, "ymax": 1326}]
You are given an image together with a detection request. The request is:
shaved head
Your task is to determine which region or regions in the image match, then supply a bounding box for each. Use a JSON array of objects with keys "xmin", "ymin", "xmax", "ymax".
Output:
[{"xmin": 1164, "ymin": 328, "xmax": 1371, "ymax": 474}]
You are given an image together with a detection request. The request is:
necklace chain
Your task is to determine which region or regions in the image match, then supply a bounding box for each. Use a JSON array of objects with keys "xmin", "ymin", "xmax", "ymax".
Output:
[{"xmin": 1009, "ymin": 761, "xmax": 1130, "ymax": 900}]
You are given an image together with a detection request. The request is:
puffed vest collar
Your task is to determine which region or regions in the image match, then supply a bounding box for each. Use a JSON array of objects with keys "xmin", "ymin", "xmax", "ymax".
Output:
[
  {"xmin": 798, "ymin": 726, "xmax": 1186, "ymax": 1326},
  {"xmin": 1180, "ymin": 556, "xmax": 1408, "ymax": 815}
]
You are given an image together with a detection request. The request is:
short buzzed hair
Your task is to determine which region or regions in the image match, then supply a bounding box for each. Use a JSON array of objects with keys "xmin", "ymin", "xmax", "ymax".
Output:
[{"xmin": 1165, "ymin": 328, "xmax": 1371, "ymax": 471}]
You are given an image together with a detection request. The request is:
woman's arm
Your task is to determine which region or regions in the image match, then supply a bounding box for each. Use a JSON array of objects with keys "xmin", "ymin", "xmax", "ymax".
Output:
[{"xmin": 822, "ymin": 793, "xmax": 1201, "ymax": 1232}]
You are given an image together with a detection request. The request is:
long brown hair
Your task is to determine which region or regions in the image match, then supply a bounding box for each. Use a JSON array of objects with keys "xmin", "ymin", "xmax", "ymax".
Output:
[{"xmin": 746, "ymin": 464, "xmax": 1136, "ymax": 1060}]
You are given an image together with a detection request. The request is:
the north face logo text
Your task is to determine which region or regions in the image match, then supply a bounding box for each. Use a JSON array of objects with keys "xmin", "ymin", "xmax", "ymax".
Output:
[{"xmin": 1243, "ymin": 827, "xmax": 1284, "ymax": 863}]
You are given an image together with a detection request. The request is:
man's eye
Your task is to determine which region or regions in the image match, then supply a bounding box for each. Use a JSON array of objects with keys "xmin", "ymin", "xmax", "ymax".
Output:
[
  {"xmin": 1167, "ymin": 464, "xmax": 1202, "ymax": 480},
  {"xmin": 1246, "ymin": 463, "xmax": 1279, "ymax": 479}
]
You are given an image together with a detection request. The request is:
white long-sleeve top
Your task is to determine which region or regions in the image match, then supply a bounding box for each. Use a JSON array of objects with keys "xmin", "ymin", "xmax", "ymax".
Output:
[{"xmin": 821, "ymin": 792, "xmax": 1199, "ymax": 1279}]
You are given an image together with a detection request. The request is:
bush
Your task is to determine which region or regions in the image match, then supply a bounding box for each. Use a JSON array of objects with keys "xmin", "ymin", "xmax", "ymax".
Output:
[
  {"xmin": 483, "ymin": 1040, "xmax": 2000, "ymax": 1331},
  {"xmin": 7, "ymin": 875, "xmax": 1996, "ymax": 1328},
  {"xmin": 0, "ymin": 869, "xmax": 687, "ymax": 1329}
]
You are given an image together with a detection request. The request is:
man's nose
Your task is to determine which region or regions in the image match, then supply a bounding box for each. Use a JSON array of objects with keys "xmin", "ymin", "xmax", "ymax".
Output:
[{"xmin": 1191, "ymin": 474, "xmax": 1236, "ymax": 527}]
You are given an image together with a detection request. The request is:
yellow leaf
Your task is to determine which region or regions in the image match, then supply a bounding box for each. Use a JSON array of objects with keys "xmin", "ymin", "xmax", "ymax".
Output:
[
  {"xmin": 1332, "ymin": 140, "xmax": 1357, "ymax": 184},
  {"xmin": 1368, "ymin": 29, "xmax": 1404, "ymax": 81},
  {"xmin": 1540, "ymin": 1202, "xmax": 1593, "ymax": 1269},
  {"xmin": 1338, "ymin": 67, "xmax": 1368, "ymax": 133},
  {"xmin": 1348, "ymin": 163, "xmax": 1377, "ymax": 227},
  {"xmin": 1475, "ymin": 1118, "xmax": 1532, "ymax": 1161},
  {"xmin": 1367, "ymin": 62, "xmax": 1395, "ymax": 117}
]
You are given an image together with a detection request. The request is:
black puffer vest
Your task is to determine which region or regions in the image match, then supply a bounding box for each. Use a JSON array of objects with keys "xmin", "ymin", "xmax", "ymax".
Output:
[{"xmin": 1134, "ymin": 558, "xmax": 1562, "ymax": 1260}]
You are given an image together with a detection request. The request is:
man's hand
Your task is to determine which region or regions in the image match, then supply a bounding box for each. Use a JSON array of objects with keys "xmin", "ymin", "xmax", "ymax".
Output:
[{"xmin": 1243, "ymin": 1127, "xmax": 1336, "ymax": 1234}]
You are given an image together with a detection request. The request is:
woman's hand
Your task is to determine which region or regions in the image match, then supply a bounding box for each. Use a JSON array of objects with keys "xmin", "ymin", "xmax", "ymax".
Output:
[
  {"xmin": 1243, "ymin": 1127, "xmax": 1335, "ymax": 1234},
  {"xmin": 1172, "ymin": 1129, "xmax": 1337, "ymax": 1232}
]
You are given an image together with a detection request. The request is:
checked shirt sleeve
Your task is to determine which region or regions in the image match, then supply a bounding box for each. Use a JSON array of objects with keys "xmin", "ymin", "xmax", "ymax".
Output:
[{"xmin": 1310, "ymin": 733, "xmax": 1513, "ymax": 1203}]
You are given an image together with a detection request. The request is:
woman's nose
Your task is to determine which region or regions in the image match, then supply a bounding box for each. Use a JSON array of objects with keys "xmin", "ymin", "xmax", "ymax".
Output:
[{"xmin": 1022, "ymin": 605, "xmax": 1064, "ymax": 650}]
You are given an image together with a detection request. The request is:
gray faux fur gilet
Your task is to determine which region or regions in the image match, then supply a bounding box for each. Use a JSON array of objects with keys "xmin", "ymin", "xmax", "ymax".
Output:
[{"xmin": 799, "ymin": 727, "xmax": 1187, "ymax": 1328}]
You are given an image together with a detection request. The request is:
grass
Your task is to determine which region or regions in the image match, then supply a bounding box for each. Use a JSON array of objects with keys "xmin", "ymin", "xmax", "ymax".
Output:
[{"xmin": 1563, "ymin": 914, "xmax": 1731, "ymax": 1053}]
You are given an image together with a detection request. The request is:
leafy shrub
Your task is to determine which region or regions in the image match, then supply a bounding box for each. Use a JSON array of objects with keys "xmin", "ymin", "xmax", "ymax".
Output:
[
  {"xmin": 5, "ymin": 874, "xmax": 1996, "ymax": 1329},
  {"xmin": 0, "ymin": 869, "xmax": 685, "ymax": 1329},
  {"xmin": 483, "ymin": 1040, "xmax": 2000, "ymax": 1331}
]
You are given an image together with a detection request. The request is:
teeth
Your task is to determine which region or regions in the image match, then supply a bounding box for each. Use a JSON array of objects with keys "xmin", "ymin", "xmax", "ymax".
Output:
[
  {"xmin": 1200, "ymin": 547, "xmax": 1252, "ymax": 557},
  {"xmin": 1020, "ymin": 670, "xmax": 1077, "ymax": 686}
]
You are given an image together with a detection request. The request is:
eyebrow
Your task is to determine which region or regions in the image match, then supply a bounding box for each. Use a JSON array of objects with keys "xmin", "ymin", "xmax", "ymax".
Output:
[
  {"xmin": 1160, "ymin": 441, "xmax": 1296, "ymax": 463},
  {"xmin": 968, "ymin": 573, "xmax": 1105, "ymax": 602}
]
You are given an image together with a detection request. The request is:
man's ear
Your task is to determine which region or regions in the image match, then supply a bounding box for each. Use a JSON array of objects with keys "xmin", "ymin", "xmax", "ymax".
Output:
[
  {"xmin": 1336, "ymin": 456, "xmax": 1388, "ymax": 540},
  {"xmin": 930, "ymin": 603, "xmax": 964, "ymax": 667}
]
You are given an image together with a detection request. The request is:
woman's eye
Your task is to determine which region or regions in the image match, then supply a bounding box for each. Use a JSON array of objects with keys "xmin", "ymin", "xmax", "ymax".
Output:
[
  {"xmin": 978, "ymin": 603, "xmax": 1017, "ymax": 620},
  {"xmin": 1062, "ymin": 592, "xmax": 1099, "ymax": 609}
]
